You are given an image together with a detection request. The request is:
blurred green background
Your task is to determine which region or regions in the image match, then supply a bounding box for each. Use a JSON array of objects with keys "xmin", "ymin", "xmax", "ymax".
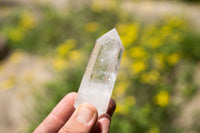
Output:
[{"xmin": 0, "ymin": 0, "xmax": 200, "ymax": 133}]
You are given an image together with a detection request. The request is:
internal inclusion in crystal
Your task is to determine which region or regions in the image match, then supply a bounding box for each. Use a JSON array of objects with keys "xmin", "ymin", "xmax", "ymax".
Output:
[{"xmin": 74, "ymin": 28, "xmax": 124, "ymax": 115}]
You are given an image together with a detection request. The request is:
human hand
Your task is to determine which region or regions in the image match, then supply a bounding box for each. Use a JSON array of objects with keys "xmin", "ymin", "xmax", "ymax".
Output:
[{"xmin": 34, "ymin": 92, "xmax": 116, "ymax": 133}]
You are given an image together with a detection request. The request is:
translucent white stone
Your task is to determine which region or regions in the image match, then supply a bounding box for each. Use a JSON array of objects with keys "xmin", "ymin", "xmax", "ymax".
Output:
[{"xmin": 74, "ymin": 28, "xmax": 124, "ymax": 115}]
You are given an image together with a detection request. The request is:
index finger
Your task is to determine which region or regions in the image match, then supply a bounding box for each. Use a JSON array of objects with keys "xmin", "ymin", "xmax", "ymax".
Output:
[{"xmin": 34, "ymin": 92, "xmax": 77, "ymax": 133}]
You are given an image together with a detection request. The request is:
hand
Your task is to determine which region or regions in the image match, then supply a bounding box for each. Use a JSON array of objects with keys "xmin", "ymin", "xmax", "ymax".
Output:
[{"xmin": 34, "ymin": 92, "xmax": 116, "ymax": 133}]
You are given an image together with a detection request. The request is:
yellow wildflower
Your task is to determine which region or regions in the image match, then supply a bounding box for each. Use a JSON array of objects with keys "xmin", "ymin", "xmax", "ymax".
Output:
[
  {"xmin": 85, "ymin": 22, "xmax": 99, "ymax": 32},
  {"xmin": 69, "ymin": 50, "xmax": 82, "ymax": 62},
  {"xmin": 9, "ymin": 28, "xmax": 23, "ymax": 42},
  {"xmin": 117, "ymin": 23, "xmax": 139, "ymax": 47},
  {"xmin": 19, "ymin": 12, "xmax": 35, "ymax": 30},
  {"xmin": 115, "ymin": 102, "xmax": 129, "ymax": 115},
  {"xmin": 140, "ymin": 70, "xmax": 160, "ymax": 84},
  {"xmin": 131, "ymin": 60, "xmax": 146, "ymax": 74},
  {"xmin": 56, "ymin": 39, "xmax": 76, "ymax": 57},
  {"xmin": 167, "ymin": 53, "xmax": 180, "ymax": 65},
  {"xmin": 130, "ymin": 46, "xmax": 146, "ymax": 59},
  {"xmin": 1, "ymin": 77, "xmax": 16, "ymax": 90},
  {"xmin": 154, "ymin": 90, "xmax": 169, "ymax": 107},
  {"xmin": 53, "ymin": 58, "xmax": 68, "ymax": 71}
]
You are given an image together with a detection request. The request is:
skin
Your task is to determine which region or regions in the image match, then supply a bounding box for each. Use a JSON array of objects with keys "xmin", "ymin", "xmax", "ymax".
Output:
[{"xmin": 34, "ymin": 92, "xmax": 116, "ymax": 133}]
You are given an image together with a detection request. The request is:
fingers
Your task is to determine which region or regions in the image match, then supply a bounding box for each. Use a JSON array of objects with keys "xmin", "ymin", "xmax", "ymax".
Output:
[
  {"xmin": 92, "ymin": 114, "xmax": 111, "ymax": 133},
  {"xmin": 98, "ymin": 114, "xmax": 111, "ymax": 133},
  {"xmin": 59, "ymin": 103, "xmax": 98, "ymax": 133},
  {"xmin": 92, "ymin": 98, "xmax": 116, "ymax": 133},
  {"xmin": 34, "ymin": 92, "xmax": 77, "ymax": 133},
  {"xmin": 107, "ymin": 98, "xmax": 116, "ymax": 117}
]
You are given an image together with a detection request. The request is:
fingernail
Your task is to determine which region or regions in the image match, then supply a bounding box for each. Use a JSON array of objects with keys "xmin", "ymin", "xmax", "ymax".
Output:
[{"xmin": 76, "ymin": 105, "xmax": 95, "ymax": 124}]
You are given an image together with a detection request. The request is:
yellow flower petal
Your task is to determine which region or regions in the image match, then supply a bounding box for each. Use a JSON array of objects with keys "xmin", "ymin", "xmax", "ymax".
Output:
[
  {"xmin": 167, "ymin": 53, "xmax": 180, "ymax": 65},
  {"xmin": 130, "ymin": 46, "xmax": 146, "ymax": 59},
  {"xmin": 56, "ymin": 39, "xmax": 77, "ymax": 57},
  {"xmin": 154, "ymin": 90, "xmax": 169, "ymax": 107},
  {"xmin": 131, "ymin": 60, "xmax": 146, "ymax": 74},
  {"xmin": 19, "ymin": 12, "xmax": 35, "ymax": 30}
]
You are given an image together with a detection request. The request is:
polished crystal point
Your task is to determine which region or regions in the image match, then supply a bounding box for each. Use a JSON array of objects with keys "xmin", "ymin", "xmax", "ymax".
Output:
[{"xmin": 74, "ymin": 28, "xmax": 124, "ymax": 115}]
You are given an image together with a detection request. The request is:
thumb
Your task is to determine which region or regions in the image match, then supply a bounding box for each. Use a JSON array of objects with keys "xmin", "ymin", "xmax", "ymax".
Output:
[{"xmin": 59, "ymin": 103, "xmax": 98, "ymax": 133}]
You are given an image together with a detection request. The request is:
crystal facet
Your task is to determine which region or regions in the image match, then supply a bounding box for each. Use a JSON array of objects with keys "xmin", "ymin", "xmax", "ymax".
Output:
[{"xmin": 74, "ymin": 28, "xmax": 124, "ymax": 115}]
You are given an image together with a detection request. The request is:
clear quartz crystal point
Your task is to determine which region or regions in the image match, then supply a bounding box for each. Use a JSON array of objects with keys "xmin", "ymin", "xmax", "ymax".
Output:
[{"xmin": 74, "ymin": 28, "xmax": 124, "ymax": 115}]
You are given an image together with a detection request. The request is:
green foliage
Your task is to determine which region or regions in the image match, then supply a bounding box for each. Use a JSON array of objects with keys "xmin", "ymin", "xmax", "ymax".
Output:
[{"xmin": 181, "ymin": 32, "xmax": 200, "ymax": 61}]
